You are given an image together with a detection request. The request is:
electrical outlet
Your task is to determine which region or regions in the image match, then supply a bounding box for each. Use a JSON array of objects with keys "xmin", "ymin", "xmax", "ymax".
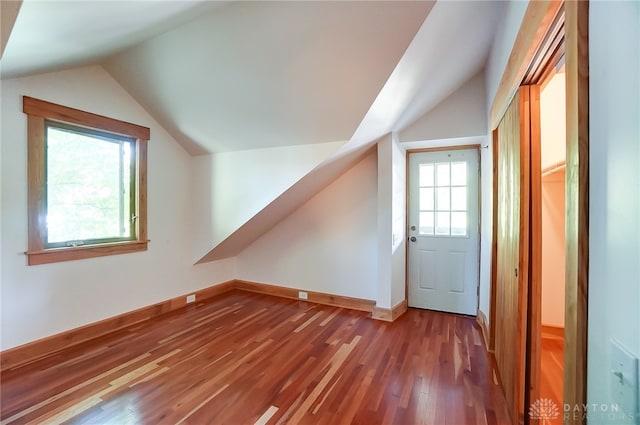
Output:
[
  {"xmin": 298, "ymin": 291, "xmax": 308, "ymax": 300},
  {"xmin": 611, "ymin": 339, "xmax": 639, "ymax": 416},
  {"xmin": 186, "ymin": 294, "xmax": 196, "ymax": 304}
]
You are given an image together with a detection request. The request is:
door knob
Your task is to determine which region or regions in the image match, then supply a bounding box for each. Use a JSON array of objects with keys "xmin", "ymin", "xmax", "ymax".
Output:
[{"xmin": 410, "ymin": 236, "xmax": 417, "ymax": 242}]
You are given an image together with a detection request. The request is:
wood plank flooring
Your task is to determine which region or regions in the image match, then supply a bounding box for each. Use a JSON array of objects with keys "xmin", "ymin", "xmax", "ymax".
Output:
[
  {"xmin": 1, "ymin": 290, "xmax": 511, "ymax": 425},
  {"xmin": 539, "ymin": 332, "xmax": 564, "ymax": 425}
]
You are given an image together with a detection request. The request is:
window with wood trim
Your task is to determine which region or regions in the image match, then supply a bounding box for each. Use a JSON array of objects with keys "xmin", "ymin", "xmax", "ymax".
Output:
[{"xmin": 24, "ymin": 96, "xmax": 149, "ymax": 265}]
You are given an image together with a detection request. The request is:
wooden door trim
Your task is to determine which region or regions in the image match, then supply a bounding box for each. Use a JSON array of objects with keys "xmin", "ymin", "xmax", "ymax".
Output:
[
  {"xmin": 525, "ymin": 84, "xmax": 542, "ymax": 423},
  {"xmin": 489, "ymin": 130, "xmax": 499, "ymax": 352},
  {"xmin": 563, "ymin": 1, "xmax": 589, "ymax": 420},
  {"xmin": 405, "ymin": 144, "xmax": 481, "ymax": 154},
  {"xmin": 516, "ymin": 86, "xmax": 532, "ymax": 425},
  {"xmin": 490, "ymin": 1, "xmax": 563, "ymax": 130}
]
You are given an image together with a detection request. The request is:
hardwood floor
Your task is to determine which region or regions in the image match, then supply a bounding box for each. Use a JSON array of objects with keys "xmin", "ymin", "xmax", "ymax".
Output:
[
  {"xmin": 1, "ymin": 290, "xmax": 511, "ymax": 425},
  {"xmin": 539, "ymin": 331, "xmax": 564, "ymax": 425}
]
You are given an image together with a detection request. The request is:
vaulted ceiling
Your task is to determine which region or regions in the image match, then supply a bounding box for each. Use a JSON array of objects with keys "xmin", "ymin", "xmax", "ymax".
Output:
[{"xmin": 2, "ymin": 0, "xmax": 504, "ymax": 155}]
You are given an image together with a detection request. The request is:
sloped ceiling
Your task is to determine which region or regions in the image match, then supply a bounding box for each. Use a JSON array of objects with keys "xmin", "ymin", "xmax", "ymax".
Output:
[
  {"xmin": 0, "ymin": 0, "xmax": 227, "ymax": 78},
  {"xmin": 1, "ymin": 0, "xmax": 502, "ymax": 155},
  {"xmin": 103, "ymin": 1, "xmax": 434, "ymax": 154}
]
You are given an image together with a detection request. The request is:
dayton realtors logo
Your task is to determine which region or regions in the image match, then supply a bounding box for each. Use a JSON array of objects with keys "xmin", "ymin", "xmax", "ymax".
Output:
[
  {"xmin": 529, "ymin": 398, "xmax": 561, "ymax": 420},
  {"xmin": 530, "ymin": 400, "xmax": 637, "ymax": 423}
]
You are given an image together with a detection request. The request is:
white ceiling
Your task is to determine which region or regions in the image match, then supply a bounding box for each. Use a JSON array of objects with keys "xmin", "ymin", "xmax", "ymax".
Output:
[
  {"xmin": 1, "ymin": 0, "xmax": 504, "ymax": 155},
  {"xmin": 0, "ymin": 0, "xmax": 226, "ymax": 78},
  {"xmin": 103, "ymin": 1, "xmax": 434, "ymax": 154}
]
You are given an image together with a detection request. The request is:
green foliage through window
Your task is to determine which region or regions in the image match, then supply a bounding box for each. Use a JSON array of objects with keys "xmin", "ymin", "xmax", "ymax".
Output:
[{"xmin": 45, "ymin": 121, "xmax": 136, "ymax": 247}]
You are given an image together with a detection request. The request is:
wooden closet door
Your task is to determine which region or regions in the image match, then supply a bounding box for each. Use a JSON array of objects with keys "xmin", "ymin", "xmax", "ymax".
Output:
[{"xmin": 495, "ymin": 86, "xmax": 531, "ymax": 425}]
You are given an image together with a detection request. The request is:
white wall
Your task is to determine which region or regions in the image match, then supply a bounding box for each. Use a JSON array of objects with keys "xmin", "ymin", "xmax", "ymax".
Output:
[
  {"xmin": 588, "ymin": 2, "xmax": 640, "ymax": 420},
  {"xmin": 540, "ymin": 73, "xmax": 566, "ymax": 328},
  {"xmin": 540, "ymin": 72, "xmax": 567, "ymax": 170},
  {"xmin": 377, "ymin": 136, "xmax": 393, "ymax": 309},
  {"xmin": 485, "ymin": 0, "xmax": 528, "ymax": 112},
  {"xmin": 541, "ymin": 172, "xmax": 565, "ymax": 327},
  {"xmin": 390, "ymin": 134, "xmax": 406, "ymax": 308},
  {"xmin": 0, "ymin": 66, "xmax": 235, "ymax": 350},
  {"xmin": 377, "ymin": 134, "xmax": 406, "ymax": 310},
  {"xmin": 235, "ymin": 149, "xmax": 378, "ymax": 301},
  {"xmin": 399, "ymin": 72, "xmax": 488, "ymax": 143},
  {"xmin": 192, "ymin": 141, "xmax": 341, "ymax": 261}
]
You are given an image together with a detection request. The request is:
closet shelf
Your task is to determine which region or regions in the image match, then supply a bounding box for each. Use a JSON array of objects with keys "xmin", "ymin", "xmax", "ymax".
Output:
[{"xmin": 541, "ymin": 160, "xmax": 566, "ymax": 177}]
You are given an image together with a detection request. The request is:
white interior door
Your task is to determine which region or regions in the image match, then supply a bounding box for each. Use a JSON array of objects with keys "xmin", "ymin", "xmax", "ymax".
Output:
[{"xmin": 408, "ymin": 149, "xmax": 479, "ymax": 315}]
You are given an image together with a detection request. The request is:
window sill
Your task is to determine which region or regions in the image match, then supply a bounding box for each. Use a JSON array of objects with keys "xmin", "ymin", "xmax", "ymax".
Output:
[{"xmin": 26, "ymin": 240, "xmax": 149, "ymax": 266}]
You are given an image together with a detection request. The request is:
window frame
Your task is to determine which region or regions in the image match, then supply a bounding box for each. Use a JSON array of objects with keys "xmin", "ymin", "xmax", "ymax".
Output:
[{"xmin": 24, "ymin": 96, "xmax": 149, "ymax": 265}]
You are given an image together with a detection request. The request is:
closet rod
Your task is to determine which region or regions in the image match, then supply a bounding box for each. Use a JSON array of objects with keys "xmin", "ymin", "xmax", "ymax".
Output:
[{"xmin": 541, "ymin": 160, "xmax": 566, "ymax": 177}]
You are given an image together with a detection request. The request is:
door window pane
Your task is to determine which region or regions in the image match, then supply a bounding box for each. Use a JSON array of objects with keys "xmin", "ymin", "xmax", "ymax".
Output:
[
  {"xmin": 436, "ymin": 187, "xmax": 450, "ymax": 211},
  {"xmin": 436, "ymin": 163, "xmax": 450, "ymax": 186},
  {"xmin": 420, "ymin": 188, "xmax": 434, "ymax": 210},
  {"xmin": 419, "ymin": 211, "xmax": 434, "ymax": 235},
  {"xmin": 451, "ymin": 162, "xmax": 467, "ymax": 186},
  {"xmin": 419, "ymin": 164, "xmax": 434, "ymax": 187},
  {"xmin": 435, "ymin": 212, "xmax": 450, "ymax": 235},
  {"xmin": 451, "ymin": 212, "xmax": 467, "ymax": 236},
  {"xmin": 451, "ymin": 187, "xmax": 467, "ymax": 211}
]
